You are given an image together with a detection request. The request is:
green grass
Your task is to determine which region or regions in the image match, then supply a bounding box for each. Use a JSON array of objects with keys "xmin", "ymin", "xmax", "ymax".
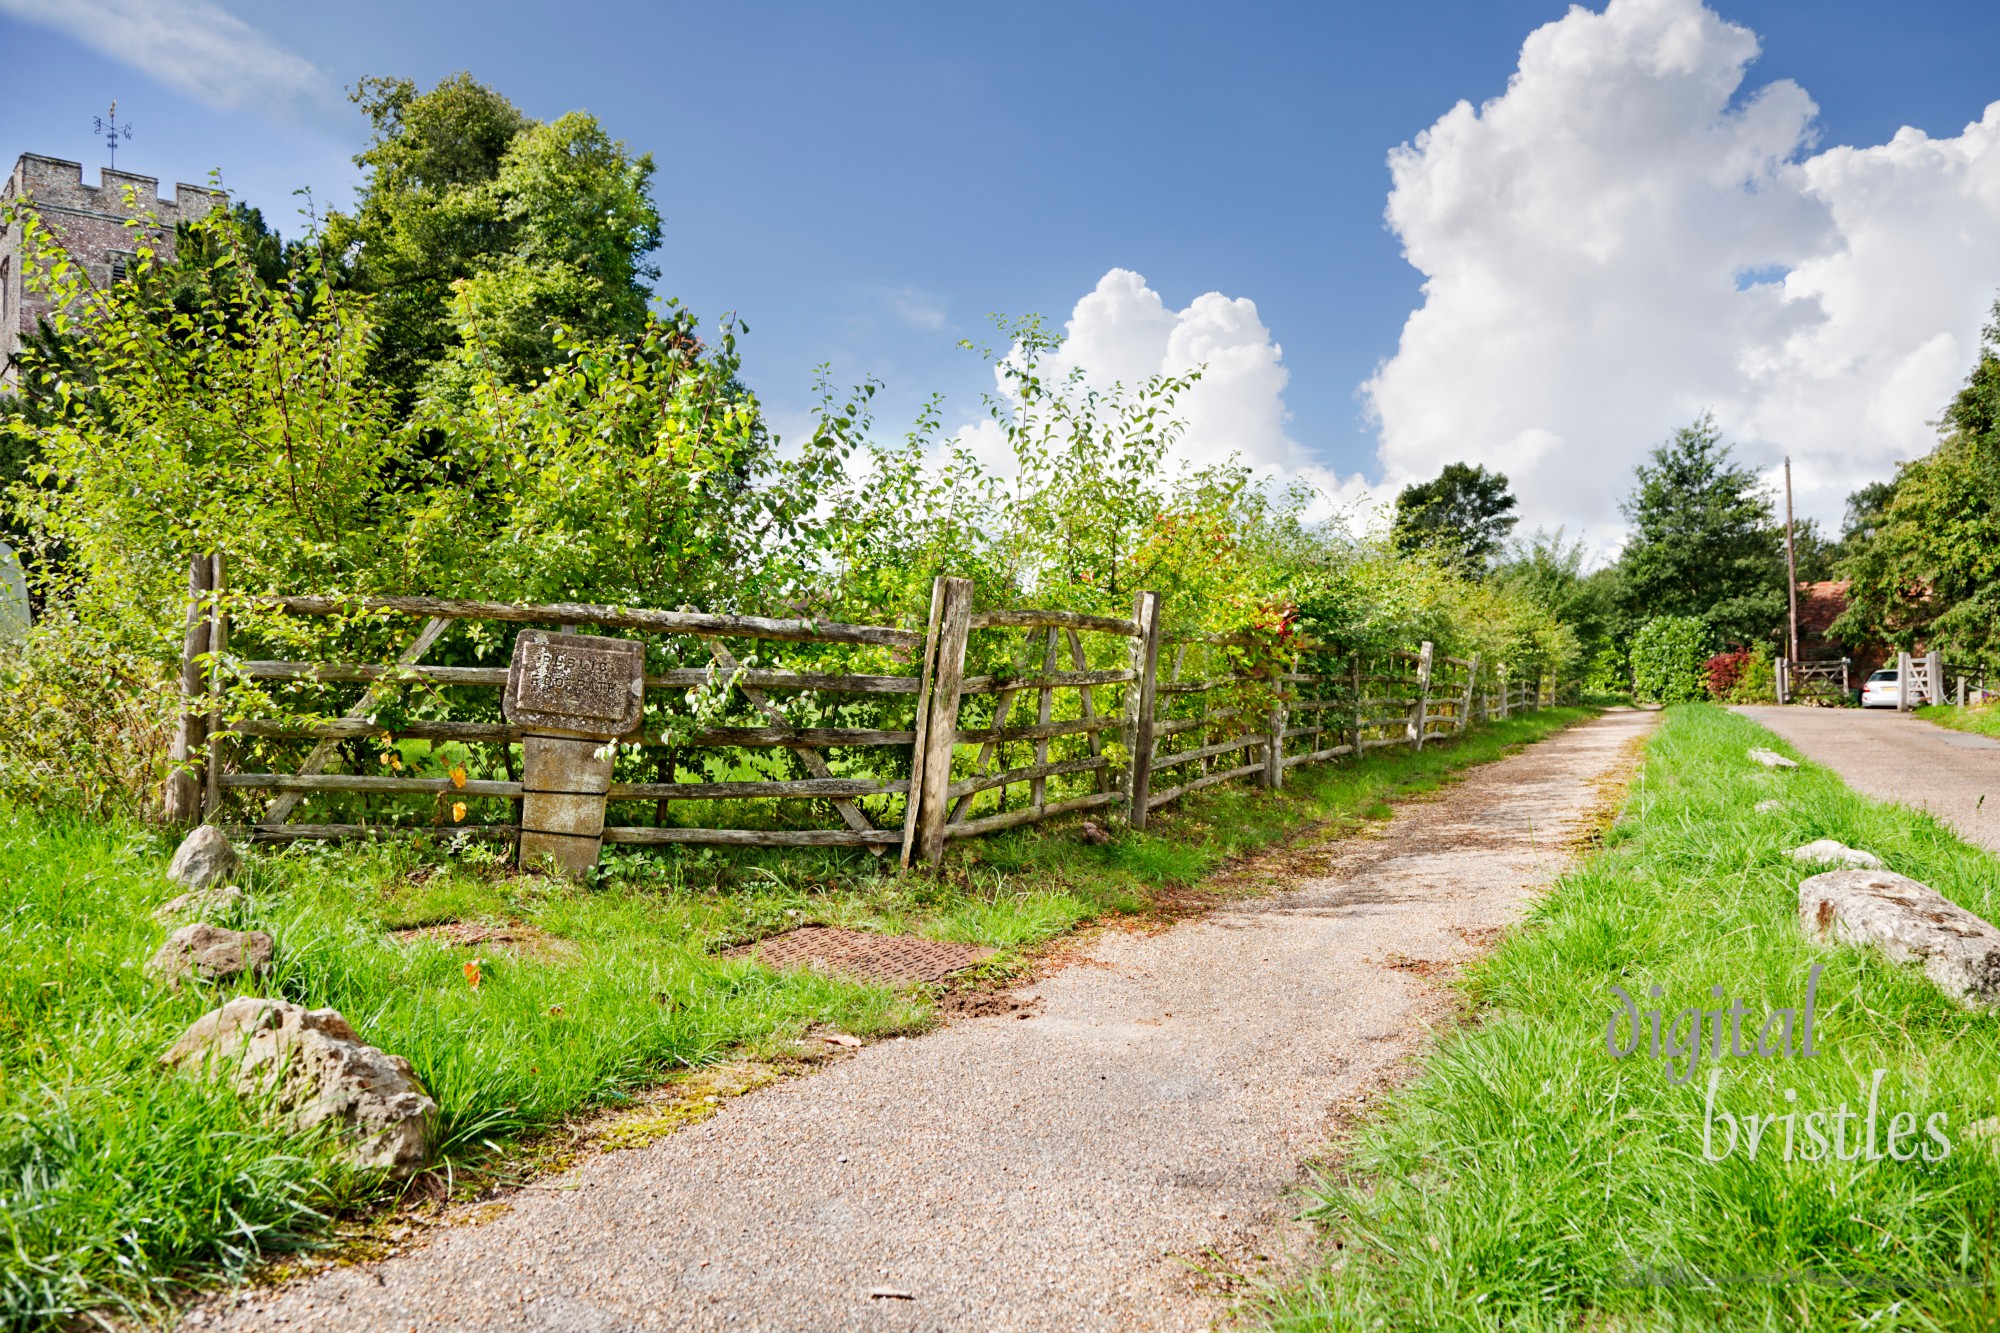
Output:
[
  {"xmin": 0, "ymin": 706, "xmax": 1586, "ymax": 1330},
  {"xmin": 1266, "ymin": 703, "xmax": 2000, "ymax": 1331},
  {"xmin": 1915, "ymin": 702, "xmax": 2000, "ymax": 740}
]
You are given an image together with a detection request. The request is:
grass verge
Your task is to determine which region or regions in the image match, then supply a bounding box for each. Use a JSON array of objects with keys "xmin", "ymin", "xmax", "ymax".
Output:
[
  {"xmin": 1915, "ymin": 701, "xmax": 2000, "ymax": 740},
  {"xmin": 0, "ymin": 706, "xmax": 1587, "ymax": 1330},
  {"xmin": 1265, "ymin": 702, "xmax": 2000, "ymax": 1331}
]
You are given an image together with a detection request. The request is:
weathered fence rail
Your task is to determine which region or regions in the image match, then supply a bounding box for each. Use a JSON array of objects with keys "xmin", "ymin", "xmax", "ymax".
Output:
[{"xmin": 168, "ymin": 564, "xmax": 1553, "ymax": 869}]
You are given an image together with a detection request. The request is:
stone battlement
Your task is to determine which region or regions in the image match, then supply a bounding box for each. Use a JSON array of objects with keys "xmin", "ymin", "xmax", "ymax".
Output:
[
  {"xmin": 4, "ymin": 153, "xmax": 225, "ymax": 222},
  {"xmin": 1, "ymin": 152, "xmax": 229, "ymax": 390}
]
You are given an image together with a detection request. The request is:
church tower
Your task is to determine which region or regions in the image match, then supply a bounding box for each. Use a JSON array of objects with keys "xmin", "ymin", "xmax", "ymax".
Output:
[{"xmin": 0, "ymin": 153, "xmax": 227, "ymax": 390}]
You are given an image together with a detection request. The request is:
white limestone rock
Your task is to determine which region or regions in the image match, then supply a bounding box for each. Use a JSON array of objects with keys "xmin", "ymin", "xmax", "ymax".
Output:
[
  {"xmin": 153, "ymin": 884, "xmax": 245, "ymax": 923},
  {"xmin": 162, "ymin": 997, "xmax": 437, "ymax": 1175},
  {"xmin": 168, "ymin": 825, "xmax": 240, "ymax": 889},
  {"xmin": 1788, "ymin": 840, "xmax": 1886, "ymax": 870},
  {"xmin": 145, "ymin": 922, "xmax": 273, "ymax": 989},
  {"xmin": 1799, "ymin": 869, "xmax": 2000, "ymax": 1009}
]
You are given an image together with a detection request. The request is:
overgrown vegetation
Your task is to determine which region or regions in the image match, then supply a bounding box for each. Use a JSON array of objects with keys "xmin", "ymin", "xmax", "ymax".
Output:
[
  {"xmin": 0, "ymin": 181, "xmax": 1583, "ymax": 825},
  {"xmin": 0, "ymin": 705, "xmax": 1583, "ymax": 1330},
  {"xmin": 1266, "ymin": 704, "xmax": 2000, "ymax": 1330}
]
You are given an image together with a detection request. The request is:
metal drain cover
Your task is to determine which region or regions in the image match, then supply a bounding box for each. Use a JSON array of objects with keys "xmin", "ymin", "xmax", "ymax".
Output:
[{"xmin": 729, "ymin": 926, "xmax": 994, "ymax": 984}]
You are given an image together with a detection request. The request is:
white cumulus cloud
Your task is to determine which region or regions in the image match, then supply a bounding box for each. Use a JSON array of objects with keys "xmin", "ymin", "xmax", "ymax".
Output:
[
  {"xmin": 964, "ymin": 268, "xmax": 1383, "ymax": 524},
  {"xmin": 1369, "ymin": 0, "xmax": 2000, "ymax": 547},
  {"xmin": 0, "ymin": 0, "xmax": 333, "ymax": 115}
]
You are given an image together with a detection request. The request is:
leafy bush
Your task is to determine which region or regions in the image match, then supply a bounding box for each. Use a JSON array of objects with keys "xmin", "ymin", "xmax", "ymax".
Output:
[
  {"xmin": 1705, "ymin": 648, "xmax": 1751, "ymax": 698},
  {"xmin": 0, "ymin": 611, "xmax": 176, "ymax": 820},
  {"xmin": 1582, "ymin": 645, "xmax": 1629, "ymax": 696},
  {"xmin": 1630, "ymin": 615, "xmax": 1710, "ymax": 703},
  {"xmin": 1705, "ymin": 645, "xmax": 1777, "ymax": 704},
  {"xmin": 1730, "ymin": 644, "xmax": 1777, "ymax": 703}
]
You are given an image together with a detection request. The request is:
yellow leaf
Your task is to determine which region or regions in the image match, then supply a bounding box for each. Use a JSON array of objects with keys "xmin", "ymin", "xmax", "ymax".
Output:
[
  {"xmin": 451, "ymin": 801, "xmax": 467, "ymax": 822},
  {"xmin": 449, "ymin": 766, "xmax": 467, "ymax": 789},
  {"xmin": 463, "ymin": 959, "xmax": 482, "ymax": 991}
]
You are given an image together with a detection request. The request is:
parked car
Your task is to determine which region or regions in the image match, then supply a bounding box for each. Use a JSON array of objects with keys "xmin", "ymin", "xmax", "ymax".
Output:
[{"xmin": 1860, "ymin": 668, "xmax": 1901, "ymax": 708}]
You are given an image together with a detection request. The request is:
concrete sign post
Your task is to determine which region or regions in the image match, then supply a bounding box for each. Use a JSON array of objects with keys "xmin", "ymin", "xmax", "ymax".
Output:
[{"xmin": 503, "ymin": 630, "xmax": 645, "ymax": 877}]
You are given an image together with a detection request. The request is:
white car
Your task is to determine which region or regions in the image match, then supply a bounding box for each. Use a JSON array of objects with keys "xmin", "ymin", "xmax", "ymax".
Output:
[{"xmin": 1860, "ymin": 669, "xmax": 1901, "ymax": 708}]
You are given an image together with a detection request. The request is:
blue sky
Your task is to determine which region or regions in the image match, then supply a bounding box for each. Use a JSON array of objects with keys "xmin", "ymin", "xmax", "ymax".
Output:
[{"xmin": 4, "ymin": 1, "xmax": 2000, "ymax": 541}]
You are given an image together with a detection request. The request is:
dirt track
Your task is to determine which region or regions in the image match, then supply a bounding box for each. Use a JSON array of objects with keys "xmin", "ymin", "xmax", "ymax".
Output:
[
  {"xmin": 1732, "ymin": 705, "xmax": 2000, "ymax": 854},
  {"xmin": 203, "ymin": 709, "xmax": 1656, "ymax": 1333}
]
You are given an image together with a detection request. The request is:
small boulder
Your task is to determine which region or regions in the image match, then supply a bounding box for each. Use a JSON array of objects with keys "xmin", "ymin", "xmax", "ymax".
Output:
[
  {"xmin": 1798, "ymin": 869, "xmax": 2000, "ymax": 1009},
  {"xmin": 1078, "ymin": 820, "xmax": 1113, "ymax": 846},
  {"xmin": 168, "ymin": 825, "xmax": 240, "ymax": 890},
  {"xmin": 1754, "ymin": 799, "xmax": 1784, "ymax": 813},
  {"xmin": 153, "ymin": 884, "xmax": 245, "ymax": 923},
  {"xmin": 1788, "ymin": 839, "xmax": 1886, "ymax": 870},
  {"xmin": 162, "ymin": 997, "xmax": 437, "ymax": 1175},
  {"xmin": 145, "ymin": 922, "xmax": 272, "ymax": 989},
  {"xmin": 1749, "ymin": 748, "xmax": 1798, "ymax": 770}
]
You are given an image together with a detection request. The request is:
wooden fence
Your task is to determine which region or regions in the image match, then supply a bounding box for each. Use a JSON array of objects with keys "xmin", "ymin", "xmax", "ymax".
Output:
[{"xmin": 168, "ymin": 567, "xmax": 1551, "ymax": 867}]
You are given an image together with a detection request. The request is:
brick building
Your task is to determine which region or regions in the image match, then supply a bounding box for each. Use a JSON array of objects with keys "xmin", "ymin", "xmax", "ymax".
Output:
[
  {"xmin": 1797, "ymin": 578, "xmax": 1887, "ymax": 679},
  {"xmin": 0, "ymin": 153, "xmax": 226, "ymax": 389}
]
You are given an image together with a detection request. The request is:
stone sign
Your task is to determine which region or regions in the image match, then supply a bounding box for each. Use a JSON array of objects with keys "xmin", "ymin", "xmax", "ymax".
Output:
[
  {"xmin": 503, "ymin": 631, "xmax": 645, "ymax": 878},
  {"xmin": 504, "ymin": 630, "xmax": 644, "ymax": 737}
]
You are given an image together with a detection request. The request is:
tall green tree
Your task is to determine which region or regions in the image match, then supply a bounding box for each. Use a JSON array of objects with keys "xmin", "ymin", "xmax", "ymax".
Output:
[
  {"xmin": 1840, "ymin": 480, "xmax": 1897, "ymax": 553},
  {"xmin": 1390, "ymin": 462, "xmax": 1518, "ymax": 572},
  {"xmin": 328, "ymin": 73, "xmax": 661, "ymax": 404},
  {"xmin": 1787, "ymin": 516, "xmax": 1838, "ymax": 584},
  {"xmin": 1833, "ymin": 297, "xmax": 2000, "ymax": 667},
  {"xmin": 1491, "ymin": 528, "xmax": 1617, "ymax": 657},
  {"xmin": 1615, "ymin": 414, "xmax": 1783, "ymax": 645}
]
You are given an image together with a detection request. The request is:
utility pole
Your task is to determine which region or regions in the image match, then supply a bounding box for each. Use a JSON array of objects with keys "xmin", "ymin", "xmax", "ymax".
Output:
[{"xmin": 1784, "ymin": 456, "xmax": 1799, "ymax": 664}]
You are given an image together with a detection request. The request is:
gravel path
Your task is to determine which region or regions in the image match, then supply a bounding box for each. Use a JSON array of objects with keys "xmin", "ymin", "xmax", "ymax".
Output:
[
  {"xmin": 204, "ymin": 709, "xmax": 1655, "ymax": 1333},
  {"xmin": 1732, "ymin": 705, "xmax": 2000, "ymax": 854}
]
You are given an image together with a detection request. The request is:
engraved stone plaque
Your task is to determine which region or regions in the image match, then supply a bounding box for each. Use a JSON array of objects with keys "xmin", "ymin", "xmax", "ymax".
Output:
[{"xmin": 504, "ymin": 631, "xmax": 645, "ymax": 738}]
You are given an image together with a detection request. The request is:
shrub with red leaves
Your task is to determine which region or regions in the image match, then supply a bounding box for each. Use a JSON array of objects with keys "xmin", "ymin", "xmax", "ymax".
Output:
[{"xmin": 1706, "ymin": 649, "xmax": 1753, "ymax": 699}]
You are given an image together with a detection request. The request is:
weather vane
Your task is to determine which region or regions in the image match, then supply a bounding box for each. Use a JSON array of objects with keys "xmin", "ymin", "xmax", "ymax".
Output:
[{"xmin": 92, "ymin": 100, "xmax": 133, "ymax": 170}]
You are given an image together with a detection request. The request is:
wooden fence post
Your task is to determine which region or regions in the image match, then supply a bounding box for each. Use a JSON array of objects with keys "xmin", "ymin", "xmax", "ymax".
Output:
[
  {"xmin": 1350, "ymin": 653, "xmax": 1364, "ymax": 756},
  {"xmin": 898, "ymin": 579, "xmax": 949, "ymax": 869},
  {"xmin": 164, "ymin": 552, "xmax": 214, "ymax": 826},
  {"xmin": 1776, "ymin": 657, "xmax": 1789, "ymax": 705},
  {"xmin": 1411, "ymin": 641, "xmax": 1433, "ymax": 751},
  {"xmin": 1460, "ymin": 654, "xmax": 1479, "ymax": 734},
  {"xmin": 1497, "ymin": 663, "xmax": 1509, "ymax": 719},
  {"xmin": 1897, "ymin": 651, "xmax": 1912, "ymax": 713},
  {"xmin": 1925, "ymin": 650, "xmax": 1943, "ymax": 708},
  {"xmin": 1262, "ymin": 654, "xmax": 1287, "ymax": 791},
  {"xmin": 1032, "ymin": 629, "xmax": 1057, "ymax": 811},
  {"xmin": 915, "ymin": 577, "xmax": 974, "ymax": 867},
  {"xmin": 1124, "ymin": 590, "xmax": 1162, "ymax": 829},
  {"xmin": 201, "ymin": 554, "xmax": 228, "ymax": 823}
]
